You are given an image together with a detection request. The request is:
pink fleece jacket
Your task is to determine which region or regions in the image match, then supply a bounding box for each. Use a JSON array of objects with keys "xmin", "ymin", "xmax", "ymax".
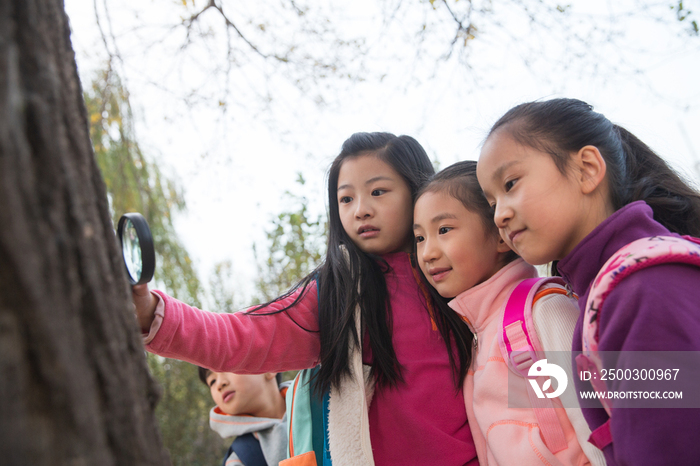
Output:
[
  {"xmin": 145, "ymin": 252, "xmax": 477, "ymax": 465},
  {"xmin": 448, "ymin": 259, "xmax": 592, "ymax": 466}
]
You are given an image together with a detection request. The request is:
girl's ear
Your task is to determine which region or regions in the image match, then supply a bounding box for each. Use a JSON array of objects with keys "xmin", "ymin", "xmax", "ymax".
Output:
[
  {"xmin": 496, "ymin": 236, "xmax": 511, "ymax": 254},
  {"xmin": 574, "ymin": 145, "xmax": 607, "ymax": 195}
]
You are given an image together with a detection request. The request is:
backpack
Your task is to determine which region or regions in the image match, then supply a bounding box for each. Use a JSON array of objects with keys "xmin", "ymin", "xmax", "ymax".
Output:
[
  {"xmin": 281, "ymin": 366, "xmax": 331, "ymax": 466},
  {"xmin": 281, "ymin": 275, "xmax": 333, "ymax": 466},
  {"xmin": 498, "ymin": 276, "xmax": 575, "ymax": 453},
  {"xmin": 575, "ymin": 235, "xmax": 700, "ymax": 450},
  {"xmin": 225, "ymin": 433, "xmax": 268, "ymax": 466}
]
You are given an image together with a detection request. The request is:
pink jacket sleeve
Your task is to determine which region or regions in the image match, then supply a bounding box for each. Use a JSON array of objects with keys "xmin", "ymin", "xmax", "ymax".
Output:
[{"xmin": 145, "ymin": 285, "xmax": 321, "ymax": 374}]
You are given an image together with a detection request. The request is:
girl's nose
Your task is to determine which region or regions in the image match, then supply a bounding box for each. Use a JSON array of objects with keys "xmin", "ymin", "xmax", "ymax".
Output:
[
  {"xmin": 354, "ymin": 198, "xmax": 373, "ymax": 219},
  {"xmin": 493, "ymin": 202, "xmax": 512, "ymax": 229},
  {"xmin": 421, "ymin": 238, "xmax": 440, "ymax": 263}
]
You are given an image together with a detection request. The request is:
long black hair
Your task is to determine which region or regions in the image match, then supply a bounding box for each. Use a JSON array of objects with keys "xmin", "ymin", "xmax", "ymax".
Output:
[
  {"xmin": 251, "ymin": 132, "xmax": 471, "ymax": 394},
  {"xmin": 317, "ymin": 132, "xmax": 434, "ymax": 393},
  {"xmin": 487, "ymin": 98, "xmax": 700, "ymax": 237}
]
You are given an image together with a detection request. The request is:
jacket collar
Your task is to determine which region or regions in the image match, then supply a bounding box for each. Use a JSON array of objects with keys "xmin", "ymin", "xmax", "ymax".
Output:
[
  {"xmin": 380, "ymin": 251, "xmax": 413, "ymax": 277},
  {"xmin": 557, "ymin": 200, "xmax": 671, "ymax": 297},
  {"xmin": 448, "ymin": 259, "xmax": 537, "ymax": 334}
]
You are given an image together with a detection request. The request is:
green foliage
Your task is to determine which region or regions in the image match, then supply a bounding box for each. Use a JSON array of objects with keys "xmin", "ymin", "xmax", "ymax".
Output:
[
  {"xmin": 208, "ymin": 260, "xmax": 237, "ymax": 314},
  {"xmin": 252, "ymin": 174, "xmax": 327, "ymax": 383},
  {"xmin": 672, "ymin": 1, "xmax": 699, "ymax": 35},
  {"xmin": 84, "ymin": 69, "xmax": 202, "ymax": 306},
  {"xmin": 253, "ymin": 173, "xmax": 327, "ymax": 303},
  {"xmin": 147, "ymin": 356, "xmax": 230, "ymax": 466}
]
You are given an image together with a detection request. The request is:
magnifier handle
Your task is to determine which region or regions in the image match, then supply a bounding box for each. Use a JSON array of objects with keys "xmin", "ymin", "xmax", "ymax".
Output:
[{"xmin": 132, "ymin": 284, "xmax": 158, "ymax": 333}]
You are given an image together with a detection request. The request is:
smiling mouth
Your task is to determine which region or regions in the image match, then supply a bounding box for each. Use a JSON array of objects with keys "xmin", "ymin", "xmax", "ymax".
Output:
[
  {"xmin": 429, "ymin": 268, "xmax": 452, "ymax": 282},
  {"xmin": 509, "ymin": 229, "xmax": 525, "ymax": 243}
]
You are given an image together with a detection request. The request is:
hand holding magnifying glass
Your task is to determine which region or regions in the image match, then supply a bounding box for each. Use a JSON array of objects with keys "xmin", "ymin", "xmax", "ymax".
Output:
[{"xmin": 117, "ymin": 213, "xmax": 158, "ymax": 331}]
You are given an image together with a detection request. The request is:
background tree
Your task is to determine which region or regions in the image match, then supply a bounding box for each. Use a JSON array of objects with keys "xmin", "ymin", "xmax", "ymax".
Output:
[
  {"xmin": 84, "ymin": 69, "xmax": 202, "ymax": 306},
  {"xmin": 251, "ymin": 176, "xmax": 327, "ymax": 385},
  {"xmin": 82, "ymin": 0, "xmax": 699, "ymax": 122},
  {"xmin": 0, "ymin": 0, "xmax": 168, "ymax": 464},
  {"xmin": 209, "ymin": 259, "xmax": 237, "ymax": 313},
  {"xmin": 253, "ymin": 174, "xmax": 327, "ymax": 303}
]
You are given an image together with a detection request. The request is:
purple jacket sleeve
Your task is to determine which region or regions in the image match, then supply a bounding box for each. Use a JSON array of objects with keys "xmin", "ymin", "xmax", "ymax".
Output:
[
  {"xmin": 145, "ymin": 285, "xmax": 321, "ymax": 374},
  {"xmin": 598, "ymin": 262, "xmax": 700, "ymax": 465}
]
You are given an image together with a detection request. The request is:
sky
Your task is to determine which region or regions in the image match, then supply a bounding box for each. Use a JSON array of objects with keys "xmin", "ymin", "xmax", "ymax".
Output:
[{"xmin": 63, "ymin": 0, "xmax": 700, "ymax": 304}]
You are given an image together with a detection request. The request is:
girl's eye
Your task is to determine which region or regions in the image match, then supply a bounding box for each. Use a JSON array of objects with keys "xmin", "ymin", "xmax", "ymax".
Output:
[
  {"xmin": 339, "ymin": 196, "xmax": 352, "ymax": 204},
  {"xmin": 504, "ymin": 179, "xmax": 517, "ymax": 192},
  {"xmin": 438, "ymin": 226, "xmax": 452, "ymax": 235},
  {"xmin": 371, "ymin": 189, "xmax": 386, "ymax": 196},
  {"xmin": 415, "ymin": 235, "xmax": 425, "ymax": 244},
  {"xmin": 208, "ymin": 379, "xmax": 216, "ymax": 387}
]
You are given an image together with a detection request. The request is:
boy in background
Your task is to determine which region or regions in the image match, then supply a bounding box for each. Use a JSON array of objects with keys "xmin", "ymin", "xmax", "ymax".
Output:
[{"xmin": 199, "ymin": 367, "xmax": 290, "ymax": 466}]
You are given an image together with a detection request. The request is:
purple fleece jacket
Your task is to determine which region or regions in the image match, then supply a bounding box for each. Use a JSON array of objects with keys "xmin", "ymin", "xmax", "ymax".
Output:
[{"xmin": 558, "ymin": 201, "xmax": 700, "ymax": 466}]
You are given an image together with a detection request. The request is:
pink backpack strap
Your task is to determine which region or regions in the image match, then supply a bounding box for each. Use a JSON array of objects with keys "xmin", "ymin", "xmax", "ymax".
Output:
[
  {"xmin": 588, "ymin": 420, "xmax": 613, "ymax": 450},
  {"xmin": 578, "ymin": 235, "xmax": 700, "ymax": 445},
  {"xmin": 501, "ymin": 277, "xmax": 569, "ymax": 453}
]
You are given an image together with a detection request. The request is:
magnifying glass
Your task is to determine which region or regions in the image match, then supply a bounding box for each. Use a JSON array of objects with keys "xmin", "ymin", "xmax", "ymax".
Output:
[{"xmin": 117, "ymin": 212, "xmax": 155, "ymax": 285}]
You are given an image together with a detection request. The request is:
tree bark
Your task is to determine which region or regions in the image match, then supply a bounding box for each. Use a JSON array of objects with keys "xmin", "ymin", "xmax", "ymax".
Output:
[{"xmin": 0, "ymin": 0, "xmax": 170, "ymax": 464}]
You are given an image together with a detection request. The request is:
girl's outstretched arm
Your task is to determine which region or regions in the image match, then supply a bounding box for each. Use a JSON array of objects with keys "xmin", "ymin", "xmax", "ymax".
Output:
[{"xmin": 142, "ymin": 286, "xmax": 321, "ymax": 374}]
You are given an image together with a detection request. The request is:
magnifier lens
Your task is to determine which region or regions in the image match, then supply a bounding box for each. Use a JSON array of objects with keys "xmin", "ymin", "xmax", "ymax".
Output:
[
  {"xmin": 117, "ymin": 212, "xmax": 155, "ymax": 286},
  {"xmin": 123, "ymin": 219, "xmax": 143, "ymax": 282}
]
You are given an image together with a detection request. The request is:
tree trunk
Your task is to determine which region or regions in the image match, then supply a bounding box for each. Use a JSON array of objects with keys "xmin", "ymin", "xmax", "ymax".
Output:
[{"xmin": 0, "ymin": 1, "xmax": 170, "ymax": 464}]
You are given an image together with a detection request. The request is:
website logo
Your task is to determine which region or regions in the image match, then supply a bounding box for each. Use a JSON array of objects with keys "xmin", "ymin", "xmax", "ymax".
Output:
[{"xmin": 528, "ymin": 359, "xmax": 568, "ymax": 399}]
